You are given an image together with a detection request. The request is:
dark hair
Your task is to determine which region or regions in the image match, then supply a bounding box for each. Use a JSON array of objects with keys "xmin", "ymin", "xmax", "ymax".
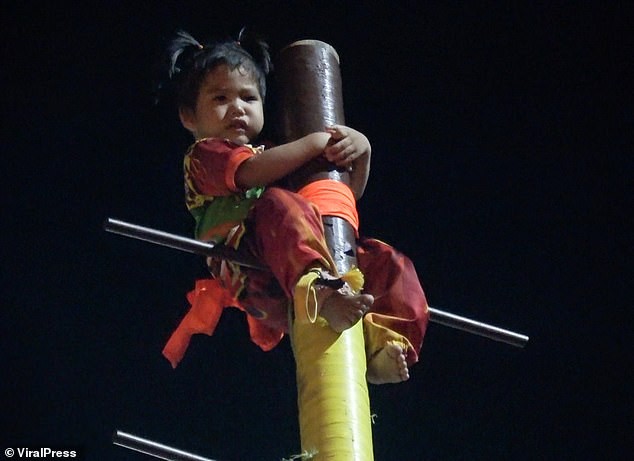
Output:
[{"xmin": 164, "ymin": 29, "xmax": 271, "ymax": 111}]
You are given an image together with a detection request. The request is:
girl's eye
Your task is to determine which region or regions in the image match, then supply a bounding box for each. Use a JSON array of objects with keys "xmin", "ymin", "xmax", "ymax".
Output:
[{"xmin": 213, "ymin": 95, "xmax": 227, "ymax": 102}]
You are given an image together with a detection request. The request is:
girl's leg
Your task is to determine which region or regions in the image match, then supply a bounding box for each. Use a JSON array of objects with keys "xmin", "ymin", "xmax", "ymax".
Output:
[
  {"xmin": 248, "ymin": 187, "xmax": 373, "ymax": 332},
  {"xmin": 357, "ymin": 238, "xmax": 430, "ymax": 383}
]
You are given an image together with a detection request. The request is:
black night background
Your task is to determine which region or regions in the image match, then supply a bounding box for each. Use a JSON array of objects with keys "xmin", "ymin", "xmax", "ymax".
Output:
[{"xmin": 2, "ymin": 2, "xmax": 629, "ymax": 460}]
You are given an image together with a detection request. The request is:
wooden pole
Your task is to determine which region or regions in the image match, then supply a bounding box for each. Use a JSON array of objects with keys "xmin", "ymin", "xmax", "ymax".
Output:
[{"xmin": 276, "ymin": 40, "xmax": 374, "ymax": 461}]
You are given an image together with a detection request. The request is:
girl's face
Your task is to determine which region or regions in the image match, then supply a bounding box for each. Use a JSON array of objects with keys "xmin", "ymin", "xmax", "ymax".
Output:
[{"xmin": 179, "ymin": 64, "xmax": 264, "ymax": 145}]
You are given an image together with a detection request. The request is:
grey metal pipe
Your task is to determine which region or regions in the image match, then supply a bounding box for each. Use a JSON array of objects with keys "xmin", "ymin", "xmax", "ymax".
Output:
[
  {"xmin": 112, "ymin": 430, "xmax": 218, "ymax": 461},
  {"xmin": 427, "ymin": 307, "xmax": 528, "ymax": 347},
  {"xmin": 104, "ymin": 217, "xmax": 528, "ymax": 347},
  {"xmin": 104, "ymin": 218, "xmax": 266, "ymax": 270}
]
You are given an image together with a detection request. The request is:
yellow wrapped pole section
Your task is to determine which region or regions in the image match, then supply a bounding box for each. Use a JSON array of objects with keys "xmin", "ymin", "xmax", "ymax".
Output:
[
  {"xmin": 293, "ymin": 319, "xmax": 371, "ymax": 459},
  {"xmin": 276, "ymin": 40, "xmax": 374, "ymax": 460}
]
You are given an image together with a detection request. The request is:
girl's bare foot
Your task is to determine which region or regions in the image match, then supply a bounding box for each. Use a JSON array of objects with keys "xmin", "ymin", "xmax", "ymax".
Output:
[
  {"xmin": 367, "ymin": 341, "xmax": 410, "ymax": 384},
  {"xmin": 318, "ymin": 289, "xmax": 374, "ymax": 333}
]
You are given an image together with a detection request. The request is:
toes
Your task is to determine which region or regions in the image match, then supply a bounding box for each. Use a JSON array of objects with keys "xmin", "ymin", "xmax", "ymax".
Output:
[{"xmin": 386, "ymin": 343, "xmax": 404, "ymax": 359}]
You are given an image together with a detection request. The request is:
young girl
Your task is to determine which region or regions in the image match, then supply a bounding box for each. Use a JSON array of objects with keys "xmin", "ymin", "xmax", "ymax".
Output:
[{"xmin": 162, "ymin": 30, "xmax": 429, "ymax": 384}]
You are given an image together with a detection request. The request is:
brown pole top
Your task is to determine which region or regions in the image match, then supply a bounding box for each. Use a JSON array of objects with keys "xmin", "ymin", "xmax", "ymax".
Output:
[{"xmin": 275, "ymin": 40, "xmax": 350, "ymax": 193}]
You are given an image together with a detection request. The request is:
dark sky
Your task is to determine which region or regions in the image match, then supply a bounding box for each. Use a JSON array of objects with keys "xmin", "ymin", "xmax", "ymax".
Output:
[{"xmin": 2, "ymin": 1, "xmax": 629, "ymax": 460}]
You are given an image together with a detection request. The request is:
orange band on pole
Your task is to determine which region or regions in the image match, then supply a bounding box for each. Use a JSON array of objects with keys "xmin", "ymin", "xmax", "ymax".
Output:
[{"xmin": 297, "ymin": 179, "xmax": 359, "ymax": 234}]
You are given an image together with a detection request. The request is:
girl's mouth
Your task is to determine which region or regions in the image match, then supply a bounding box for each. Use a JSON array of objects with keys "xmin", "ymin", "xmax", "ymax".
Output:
[{"xmin": 229, "ymin": 119, "xmax": 247, "ymax": 130}]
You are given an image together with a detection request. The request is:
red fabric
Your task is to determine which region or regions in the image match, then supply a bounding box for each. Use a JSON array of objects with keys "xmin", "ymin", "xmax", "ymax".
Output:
[
  {"xmin": 357, "ymin": 238, "xmax": 429, "ymax": 365},
  {"xmin": 248, "ymin": 187, "xmax": 336, "ymax": 296},
  {"xmin": 185, "ymin": 138, "xmax": 255, "ymax": 198},
  {"xmin": 162, "ymin": 278, "xmax": 236, "ymax": 368}
]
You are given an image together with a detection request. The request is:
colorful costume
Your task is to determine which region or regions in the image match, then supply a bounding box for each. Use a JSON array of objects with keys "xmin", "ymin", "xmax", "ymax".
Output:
[{"xmin": 163, "ymin": 138, "xmax": 429, "ymax": 368}]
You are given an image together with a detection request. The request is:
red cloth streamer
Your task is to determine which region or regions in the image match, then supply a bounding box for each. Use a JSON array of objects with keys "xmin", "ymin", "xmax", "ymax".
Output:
[
  {"xmin": 162, "ymin": 278, "xmax": 236, "ymax": 368},
  {"xmin": 162, "ymin": 275, "xmax": 286, "ymax": 368}
]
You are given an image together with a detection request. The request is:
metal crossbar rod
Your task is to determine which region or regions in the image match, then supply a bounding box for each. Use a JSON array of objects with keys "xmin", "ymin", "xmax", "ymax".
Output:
[
  {"xmin": 104, "ymin": 218, "xmax": 266, "ymax": 270},
  {"xmin": 104, "ymin": 217, "xmax": 529, "ymax": 347},
  {"xmin": 113, "ymin": 430, "xmax": 218, "ymax": 461},
  {"xmin": 427, "ymin": 308, "xmax": 528, "ymax": 347}
]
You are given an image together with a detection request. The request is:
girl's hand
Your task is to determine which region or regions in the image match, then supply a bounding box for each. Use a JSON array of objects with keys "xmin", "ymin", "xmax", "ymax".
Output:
[
  {"xmin": 323, "ymin": 125, "xmax": 371, "ymax": 199},
  {"xmin": 323, "ymin": 125, "xmax": 371, "ymax": 167}
]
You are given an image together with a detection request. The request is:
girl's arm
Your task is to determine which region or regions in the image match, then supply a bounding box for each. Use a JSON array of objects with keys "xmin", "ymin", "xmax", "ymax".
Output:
[
  {"xmin": 348, "ymin": 150, "xmax": 371, "ymax": 199},
  {"xmin": 324, "ymin": 125, "xmax": 371, "ymax": 199},
  {"xmin": 235, "ymin": 132, "xmax": 331, "ymax": 189}
]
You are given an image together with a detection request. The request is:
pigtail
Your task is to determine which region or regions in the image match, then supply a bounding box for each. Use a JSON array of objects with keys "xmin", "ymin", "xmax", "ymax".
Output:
[
  {"xmin": 167, "ymin": 30, "xmax": 205, "ymax": 78},
  {"xmin": 236, "ymin": 27, "xmax": 272, "ymax": 77}
]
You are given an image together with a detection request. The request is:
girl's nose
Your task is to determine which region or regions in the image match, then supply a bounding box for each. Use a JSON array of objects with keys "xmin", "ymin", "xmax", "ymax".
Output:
[{"xmin": 231, "ymin": 100, "xmax": 246, "ymax": 115}]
